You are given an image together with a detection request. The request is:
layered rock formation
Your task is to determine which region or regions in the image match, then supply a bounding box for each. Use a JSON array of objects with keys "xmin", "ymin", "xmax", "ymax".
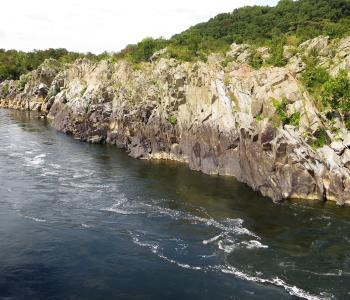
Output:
[{"xmin": 2, "ymin": 36, "xmax": 350, "ymax": 205}]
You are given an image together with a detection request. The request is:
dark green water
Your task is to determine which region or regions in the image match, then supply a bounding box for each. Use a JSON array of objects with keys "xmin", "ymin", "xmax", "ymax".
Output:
[{"xmin": 0, "ymin": 109, "xmax": 349, "ymax": 300}]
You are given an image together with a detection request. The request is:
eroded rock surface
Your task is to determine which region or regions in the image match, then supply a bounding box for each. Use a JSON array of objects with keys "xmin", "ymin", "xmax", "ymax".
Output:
[{"xmin": 2, "ymin": 37, "xmax": 350, "ymax": 205}]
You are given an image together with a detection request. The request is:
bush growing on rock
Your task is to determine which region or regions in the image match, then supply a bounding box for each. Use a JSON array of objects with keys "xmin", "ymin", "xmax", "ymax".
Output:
[
  {"xmin": 301, "ymin": 66, "xmax": 330, "ymax": 91},
  {"xmin": 321, "ymin": 70, "xmax": 350, "ymax": 129},
  {"xmin": 272, "ymin": 97, "xmax": 288, "ymax": 126},
  {"xmin": 2, "ymin": 83, "xmax": 9, "ymax": 96},
  {"xmin": 271, "ymin": 97, "xmax": 301, "ymax": 128},
  {"xmin": 249, "ymin": 49, "xmax": 264, "ymax": 70},
  {"xmin": 311, "ymin": 128, "xmax": 329, "ymax": 149},
  {"xmin": 168, "ymin": 115, "xmax": 178, "ymax": 125},
  {"xmin": 321, "ymin": 70, "xmax": 350, "ymax": 111},
  {"xmin": 290, "ymin": 112, "xmax": 301, "ymax": 128},
  {"xmin": 266, "ymin": 40, "xmax": 287, "ymax": 67},
  {"xmin": 16, "ymin": 74, "xmax": 31, "ymax": 91}
]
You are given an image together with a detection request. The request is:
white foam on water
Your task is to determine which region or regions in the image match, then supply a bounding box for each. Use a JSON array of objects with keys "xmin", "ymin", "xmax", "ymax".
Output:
[
  {"xmin": 218, "ymin": 239, "xmax": 237, "ymax": 253},
  {"xmin": 301, "ymin": 269, "xmax": 350, "ymax": 277},
  {"xmin": 81, "ymin": 223, "xmax": 93, "ymax": 228},
  {"xmin": 24, "ymin": 153, "xmax": 46, "ymax": 167},
  {"xmin": 132, "ymin": 236, "xmax": 160, "ymax": 254},
  {"xmin": 102, "ymin": 206, "xmax": 133, "ymax": 215},
  {"xmin": 72, "ymin": 170, "xmax": 95, "ymax": 179},
  {"xmin": 69, "ymin": 182, "xmax": 93, "ymax": 189},
  {"xmin": 158, "ymin": 254, "xmax": 203, "ymax": 270},
  {"xmin": 49, "ymin": 163, "xmax": 61, "ymax": 169},
  {"xmin": 18, "ymin": 214, "xmax": 46, "ymax": 223},
  {"xmin": 100, "ymin": 195, "xmax": 144, "ymax": 215},
  {"xmin": 128, "ymin": 216, "xmax": 325, "ymax": 300},
  {"xmin": 240, "ymin": 240, "xmax": 269, "ymax": 250},
  {"xmin": 219, "ymin": 265, "xmax": 330, "ymax": 300},
  {"xmin": 40, "ymin": 168, "xmax": 59, "ymax": 177},
  {"xmin": 8, "ymin": 153, "xmax": 22, "ymax": 158},
  {"xmin": 202, "ymin": 233, "xmax": 223, "ymax": 245},
  {"xmin": 130, "ymin": 231, "xmax": 203, "ymax": 271},
  {"xmin": 146, "ymin": 204, "xmax": 259, "ymax": 239},
  {"xmin": 203, "ymin": 233, "xmax": 268, "ymax": 253}
]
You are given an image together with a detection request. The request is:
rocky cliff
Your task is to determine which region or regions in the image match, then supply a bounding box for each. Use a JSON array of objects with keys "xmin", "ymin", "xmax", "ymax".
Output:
[{"xmin": 2, "ymin": 36, "xmax": 350, "ymax": 205}]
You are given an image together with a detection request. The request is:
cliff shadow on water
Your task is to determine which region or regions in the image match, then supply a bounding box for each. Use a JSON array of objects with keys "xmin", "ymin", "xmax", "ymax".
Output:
[{"xmin": 1, "ymin": 109, "xmax": 350, "ymax": 299}]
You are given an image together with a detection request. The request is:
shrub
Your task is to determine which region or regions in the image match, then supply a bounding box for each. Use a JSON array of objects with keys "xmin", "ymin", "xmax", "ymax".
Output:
[
  {"xmin": 290, "ymin": 112, "xmax": 301, "ymax": 127},
  {"xmin": 320, "ymin": 70, "xmax": 350, "ymax": 130},
  {"xmin": 321, "ymin": 70, "xmax": 350, "ymax": 112},
  {"xmin": 224, "ymin": 74, "xmax": 231, "ymax": 86},
  {"xmin": 221, "ymin": 56, "xmax": 235, "ymax": 68},
  {"xmin": 272, "ymin": 97, "xmax": 289, "ymax": 125},
  {"xmin": 249, "ymin": 49, "xmax": 264, "ymax": 70},
  {"xmin": 255, "ymin": 114, "xmax": 263, "ymax": 121},
  {"xmin": 311, "ymin": 128, "xmax": 329, "ymax": 149},
  {"xmin": 266, "ymin": 41, "xmax": 287, "ymax": 67},
  {"xmin": 272, "ymin": 97, "xmax": 301, "ymax": 127},
  {"xmin": 168, "ymin": 115, "xmax": 177, "ymax": 125},
  {"xmin": 301, "ymin": 66, "xmax": 330, "ymax": 91},
  {"xmin": 16, "ymin": 75, "xmax": 31, "ymax": 91},
  {"xmin": 2, "ymin": 83, "xmax": 9, "ymax": 95}
]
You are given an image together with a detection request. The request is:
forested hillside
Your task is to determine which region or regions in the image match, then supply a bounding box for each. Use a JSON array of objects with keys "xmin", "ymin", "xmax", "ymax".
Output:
[
  {"xmin": 0, "ymin": 49, "xmax": 105, "ymax": 81},
  {"xmin": 116, "ymin": 0, "xmax": 350, "ymax": 62},
  {"xmin": 1, "ymin": 0, "xmax": 350, "ymax": 80}
]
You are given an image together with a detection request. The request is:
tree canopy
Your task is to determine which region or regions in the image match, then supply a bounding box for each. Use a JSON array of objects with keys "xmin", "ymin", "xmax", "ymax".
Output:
[
  {"xmin": 0, "ymin": 49, "xmax": 100, "ymax": 81},
  {"xmin": 1, "ymin": 0, "xmax": 350, "ymax": 80},
  {"xmin": 116, "ymin": 0, "xmax": 350, "ymax": 62}
]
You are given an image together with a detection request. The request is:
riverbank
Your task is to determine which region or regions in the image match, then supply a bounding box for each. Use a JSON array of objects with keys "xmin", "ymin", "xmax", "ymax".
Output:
[{"xmin": 2, "ymin": 36, "xmax": 350, "ymax": 205}]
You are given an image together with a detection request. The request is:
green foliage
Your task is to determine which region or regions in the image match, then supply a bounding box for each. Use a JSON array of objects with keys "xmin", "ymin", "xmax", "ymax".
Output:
[
  {"xmin": 255, "ymin": 114, "xmax": 264, "ymax": 121},
  {"xmin": 289, "ymin": 112, "xmax": 301, "ymax": 127},
  {"xmin": 320, "ymin": 70, "xmax": 350, "ymax": 130},
  {"xmin": 311, "ymin": 128, "xmax": 329, "ymax": 149},
  {"xmin": 224, "ymin": 74, "xmax": 231, "ymax": 86},
  {"xmin": 1, "ymin": 0, "xmax": 350, "ymax": 79},
  {"xmin": 249, "ymin": 49, "xmax": 264, "ymax": 69},
  {"xmin": 221, "ymin": 56, "xmax": 235, "ymax": 68},
  {"xmin": 0, "ymin": 48, "xmax": 101, "ymax": 81},
  {"xmin": 301, "ymin": 65, "xmax": 330, "ymax": 91},
  {"xmin": 301, "ymin": 49, "xmax": 330, "ymax": 100},
  {"xmin": 266, "ymin": 39, "xmax": 287, "ymax": 67},
  {"xmin": 272, "ymin": 97, "xmax": 289, "ymax": 125},
  {"xmin": 2, "ymin": 83, "xmax": 9, "ymax": 95},
  {"xmin": 110, "ymin": 0, "xmax": 350, "ymax": 64},
  {"xmin": 272, "ymin": 97, "xmax": 301, "ymax": 127},
  {"xmin": 16, "ymin": 74, "xmax": 31, "ymax": 91},
  {"xmin": 112, "ymin": 38, "xmax": 168, "ymax": 64},
  {"xmin": 321, "ymin": 70, "xmax": 350, "ymax": 112},
  {"xmin": 168, "ymin": 115, "xmax": 177, "ymax": 125}
]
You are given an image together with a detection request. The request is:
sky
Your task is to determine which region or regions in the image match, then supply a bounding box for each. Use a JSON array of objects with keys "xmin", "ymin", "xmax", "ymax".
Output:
[{"xmin": 0, "ymin": 0, "xmax": 279, "ymax": 54}]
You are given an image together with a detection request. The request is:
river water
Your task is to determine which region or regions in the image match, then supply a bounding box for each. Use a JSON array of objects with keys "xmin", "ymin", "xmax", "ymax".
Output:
[{"xmin": 0, "ymin": 109, "xmax": 349, "ymax": 300}]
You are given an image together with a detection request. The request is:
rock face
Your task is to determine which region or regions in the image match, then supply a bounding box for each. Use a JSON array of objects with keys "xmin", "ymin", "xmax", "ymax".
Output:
[{"xmin": 2, "ymin": 37, "xmax": 350, "ymax": 205}]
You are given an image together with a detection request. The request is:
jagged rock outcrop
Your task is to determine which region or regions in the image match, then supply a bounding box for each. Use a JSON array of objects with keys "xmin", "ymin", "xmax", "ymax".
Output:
[{"xmin": 2, "ymin": 37, "xmax": 350, "ymax": 205}]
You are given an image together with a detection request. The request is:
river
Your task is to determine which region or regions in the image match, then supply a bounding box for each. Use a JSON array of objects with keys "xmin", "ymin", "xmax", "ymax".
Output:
[{"xmin": 0, "ymin": 109, "xmax": 349, "ymax": 300}]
